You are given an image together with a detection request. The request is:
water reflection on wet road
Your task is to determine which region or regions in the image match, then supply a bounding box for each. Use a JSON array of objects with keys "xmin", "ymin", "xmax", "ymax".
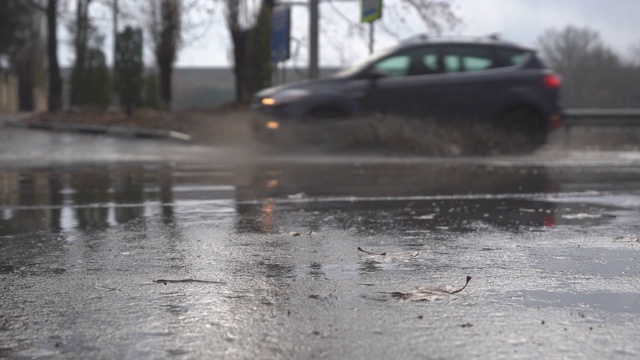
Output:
[{"xmin": 1, "ymin": 159, "xmax": 640, "ymax": 358}]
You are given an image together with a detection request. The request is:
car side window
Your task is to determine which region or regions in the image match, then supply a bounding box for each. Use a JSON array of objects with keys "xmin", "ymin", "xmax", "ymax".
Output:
[
  {"xmin": 423, "ymin": 54, "xmax": 440, "ymax": 73},
  {"xmin": 409, "ymin": 47, "xmax": 442, "ymax": 75},
  {"xmin": 373, "ymin": 55, "xmax": 411, "ymax": 77},
  {"xmin": 443, "ymin": 54, "xmax": 461, "ymax": 73},
  {"xmin": 372, "ymin": 47, "xmax": 443, "ymax": 77},
  {"xmin": 443, "ymin": 46, "xmax": 494, "ymax": 73}
]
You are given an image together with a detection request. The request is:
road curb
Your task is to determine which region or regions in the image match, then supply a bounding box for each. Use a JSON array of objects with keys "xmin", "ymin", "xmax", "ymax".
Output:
[{"xmin": 4, "ymin": 119, "xmax": 192, "ymax": 142}]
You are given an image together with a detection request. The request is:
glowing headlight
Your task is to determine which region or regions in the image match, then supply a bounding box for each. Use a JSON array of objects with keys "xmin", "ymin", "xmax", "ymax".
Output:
[
  {"xmin": 261, "ymin": 98, "xmax": 276, "ymax": 105},
  {"xmin": 261, "ymin": 89, "xmax": 310, "ymax": 106}
]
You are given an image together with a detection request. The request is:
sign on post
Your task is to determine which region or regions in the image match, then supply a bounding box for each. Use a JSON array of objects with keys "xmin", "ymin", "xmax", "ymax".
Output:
[
  {"xmin": 271, "ymin": 7, "xmax": 291, "ymax": 63},
  {"xmin": 361, "ymin": 0, "xmax": 382, "ymax": 23}
]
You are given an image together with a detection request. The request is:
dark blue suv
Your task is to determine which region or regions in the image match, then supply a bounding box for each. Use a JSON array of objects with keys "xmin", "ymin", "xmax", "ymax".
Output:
[{"xmin": 251, "ymin": 35, "xmax": 563, "ymax": 148}]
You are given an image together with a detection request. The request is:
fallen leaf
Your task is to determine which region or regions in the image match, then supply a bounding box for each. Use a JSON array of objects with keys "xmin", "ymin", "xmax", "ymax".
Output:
[
  {"xmin": 153, "ymin": 279, "xmax": 226, "ymax": 285},
  {"xmin": 289, "ymin": 232, "xmax": 301, "ymax": 236},
  {"xmin": 613, "ymin": 236, "xmax": 640, "ymax": 242},
  {"xmin": 357, "ymin": 247, "xmax": 387, "ymax": 256},
  {"xmin": 381, "ymin": 276, "xmax": 471, "ymax": 302}
]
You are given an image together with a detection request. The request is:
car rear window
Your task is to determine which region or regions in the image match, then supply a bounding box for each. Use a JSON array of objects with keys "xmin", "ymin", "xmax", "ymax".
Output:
[{"xmin": 495, "ymin": 48, "xmax": 528, "ymax": 67}]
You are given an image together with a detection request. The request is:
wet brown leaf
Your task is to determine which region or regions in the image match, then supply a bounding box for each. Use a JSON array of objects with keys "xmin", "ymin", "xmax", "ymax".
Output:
[
  {"xmin": 153, "ymin": 279, "xmax": 226, "ymax": 285},
  {"xmin": 382, "ymin": 276, "xmax": 471, "ymax": 302},
  {"xmin": 613, "ymin": 236, "xmax": 640, "ymax": 242}
]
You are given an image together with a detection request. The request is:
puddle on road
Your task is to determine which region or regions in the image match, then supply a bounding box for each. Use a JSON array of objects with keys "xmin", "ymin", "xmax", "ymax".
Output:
[
  {"xmin": 0, "ymin": 161, "xmax": 636, "ymax": 237},
  {"xmin": 516, "ymin": 290, "xmax": 640, "ymax": 313},
  {"xmin": 2, "ymin": 160, "xmax": 640, "ymax": 358},
  {"xmin": 532, "ymin": 246, "xmax": 640, "ymax": 278},
  {"xmin": 294, "ymin": 261, "xmax": 418, "ymax": 281}
]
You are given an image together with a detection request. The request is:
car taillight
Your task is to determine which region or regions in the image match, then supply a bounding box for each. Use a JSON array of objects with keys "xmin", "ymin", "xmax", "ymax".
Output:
[{"xmin": 543, "ymin": 74, "xmax": 561, "ymax": 89}]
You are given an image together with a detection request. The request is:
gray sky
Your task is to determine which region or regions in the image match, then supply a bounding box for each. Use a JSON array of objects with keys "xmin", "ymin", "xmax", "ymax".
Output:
[{"xmin": 60, "ymin": 0, "xmax": 640, "ymax": 68}]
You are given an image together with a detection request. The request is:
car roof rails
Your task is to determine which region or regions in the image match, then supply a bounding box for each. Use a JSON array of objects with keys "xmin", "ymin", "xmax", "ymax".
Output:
[
  {"xmin": 401, "ymin": 33, "xmax": 430, "ymax": 44},
  {"xmin": 399, "ymin": 33, "xmax": 523, "ymax": 48}
]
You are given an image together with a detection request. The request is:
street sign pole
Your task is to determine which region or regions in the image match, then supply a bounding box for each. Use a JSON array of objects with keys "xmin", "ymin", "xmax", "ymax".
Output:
[
  {"xmin": 361, "ymin": 0, "xmax": 382, "ymax": 55},
  {"xmin": 309, "ymin": 0, "xmax": 319, "ymax": 79},
  {"xmin": 369, "ymin": 22, "xmax": 374, "ymax": 54}
]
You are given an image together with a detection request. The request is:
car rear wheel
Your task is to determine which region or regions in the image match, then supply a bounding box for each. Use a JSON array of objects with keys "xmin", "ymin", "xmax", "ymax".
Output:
[{"xmin": 495, "ymin": 108, "xmax": 546, "ymax": 153}]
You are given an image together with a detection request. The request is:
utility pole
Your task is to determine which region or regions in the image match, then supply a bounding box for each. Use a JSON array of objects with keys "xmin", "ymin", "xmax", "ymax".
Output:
[
  {"xmin": 309, "ymin": 0, "xmax": 319, "ymax": 79},
  {"xmin": 369, "ymin": 22, "xmax": 374, "ymax": 54},
  {"xmin": 113, "ymin": 0, "xmax": 118, "ymax": 62},
  {"xmin": 112, "ymin": 0, "xmax": 119, "ymax": 105}
]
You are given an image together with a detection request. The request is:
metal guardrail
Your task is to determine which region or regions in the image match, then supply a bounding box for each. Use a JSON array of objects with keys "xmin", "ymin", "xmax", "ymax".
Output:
[{"xmin": 564, "ymin": 108, "xmax": 640, "ymax": 127}]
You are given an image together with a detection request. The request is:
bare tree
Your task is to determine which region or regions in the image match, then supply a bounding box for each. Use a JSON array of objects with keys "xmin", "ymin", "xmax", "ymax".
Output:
[
  {"xmin": 225, "ymin": 0, "xmax": 274, "ymax": 103},
  {"xmin": 537, "ymin": 25, "xmax": 639, "ymax": 108},
  {"xmin": 2, "ymin": 1, "xmax": 39, "ymax": 111},
  {"xmin": 25, "ymin": 0, "xmax": 63, "ymax": 112},
  {"xmin": 47, "ymin": 0, "xmax": 63, "ymax": 111},
  {"xmin": 226, "ymin": 0, "xmax": 248, "ymax": 103},
  {"xmin": 146, "ymin": 0, "xmax": 181, "ymax": 111},
  {"xmin": 393, "ymin": 0, "xmax": 460, "ymax": 36},
  {"xmin": 537, "ymin": 26, "xmax": 601, "ymax": 71},
  {"xmin": 70, "ymin": 0, "xmax": 92, "ymax": 106}
]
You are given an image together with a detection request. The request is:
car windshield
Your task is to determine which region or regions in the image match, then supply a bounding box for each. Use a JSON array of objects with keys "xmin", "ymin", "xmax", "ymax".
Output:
[{"xmin": 331, "ymin": 45, "xmax": 400, "ymax": 78}]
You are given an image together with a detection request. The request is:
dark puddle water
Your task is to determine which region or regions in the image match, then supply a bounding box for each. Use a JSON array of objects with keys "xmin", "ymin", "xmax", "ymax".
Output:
[{"xmin": 0, "ymin": 161, "xmax": 634, "ymax": 237}]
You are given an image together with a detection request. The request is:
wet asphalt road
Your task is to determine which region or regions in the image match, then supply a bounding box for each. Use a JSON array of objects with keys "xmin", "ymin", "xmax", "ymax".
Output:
[{"xmin": 1, "ymin": 127, "xmax": 640, "ymax": 359}]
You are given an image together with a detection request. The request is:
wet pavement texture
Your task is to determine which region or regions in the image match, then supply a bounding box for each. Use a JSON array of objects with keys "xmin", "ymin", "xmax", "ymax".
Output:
[{"xmin": 1, "ymin": 153, "xmax": 640, "ymax": 359}]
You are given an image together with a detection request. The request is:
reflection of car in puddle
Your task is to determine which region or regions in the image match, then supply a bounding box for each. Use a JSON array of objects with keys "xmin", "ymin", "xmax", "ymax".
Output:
[
  {"xmin": 0, "ymin": 163, "xmax": 622, "ymax": 236},
  {"xmin": 232, "ymin": 162, "xmax": 564, "ymax": 233}
]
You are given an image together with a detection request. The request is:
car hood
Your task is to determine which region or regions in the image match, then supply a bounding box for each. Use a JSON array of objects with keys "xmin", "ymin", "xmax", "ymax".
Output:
[{"xmin": 254, "ymin": 78, "xmax": 345, "ymax": 98}]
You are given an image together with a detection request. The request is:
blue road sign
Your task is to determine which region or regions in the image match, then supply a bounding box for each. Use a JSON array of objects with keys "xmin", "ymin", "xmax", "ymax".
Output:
[{"xmin": 271, "ymin": 7, "xmax": 291, "ymax": 63}]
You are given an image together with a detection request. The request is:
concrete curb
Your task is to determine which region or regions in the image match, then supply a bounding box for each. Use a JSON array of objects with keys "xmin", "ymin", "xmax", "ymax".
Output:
[{"xmin": 4, "ymin": 119, "xmax": 192, "ymax": 142}]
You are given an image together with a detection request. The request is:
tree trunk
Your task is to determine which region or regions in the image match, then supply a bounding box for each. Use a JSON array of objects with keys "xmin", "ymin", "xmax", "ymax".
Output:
[
  {"xmin": 229, "ymin": 0, "xmax": 274, "ymax": 104},
  {"xmin": 231, "ymin": 29, "xmax": 247, "ymax": 103},
  {"xmin": 158, "ymin": 62, "xmax": 172, "ymax": 111},
  {"xmin": 47, "ymin": 0, "xmax": 62, "ymax": 111},
  {"xmin": 71, "ymin": 0, "xmax": 91, "ymax": 106},
  {"xmin": 154, "ymin": 0, "xmax": 179, "ymax": 112},
  {"xmin": 16, "ymin": 55, "xmax": 34, "ymax": 111}
]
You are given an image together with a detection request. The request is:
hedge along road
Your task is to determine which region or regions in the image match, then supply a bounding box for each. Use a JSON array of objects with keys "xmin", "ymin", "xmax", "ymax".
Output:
[{"xmin": 1, "ymin": 123, "xmax": 640, "ymax": 358}]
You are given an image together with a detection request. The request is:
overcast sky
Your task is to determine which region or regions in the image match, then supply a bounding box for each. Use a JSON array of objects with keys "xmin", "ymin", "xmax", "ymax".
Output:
[{"xmin": 61, "ymin": 0, "xmax": 640, "ymax": 68}]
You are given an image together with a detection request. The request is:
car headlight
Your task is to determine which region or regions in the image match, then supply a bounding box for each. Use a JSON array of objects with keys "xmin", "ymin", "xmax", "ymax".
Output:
[{"xmin": 261, "ymin": 89, "xmax": 310, "ymax": 106}]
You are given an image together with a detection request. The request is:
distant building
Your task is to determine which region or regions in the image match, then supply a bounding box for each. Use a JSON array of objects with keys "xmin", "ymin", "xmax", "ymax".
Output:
[{"xmin": 171, "ymin": 67, "xmax": 342, "ymax": 111}]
